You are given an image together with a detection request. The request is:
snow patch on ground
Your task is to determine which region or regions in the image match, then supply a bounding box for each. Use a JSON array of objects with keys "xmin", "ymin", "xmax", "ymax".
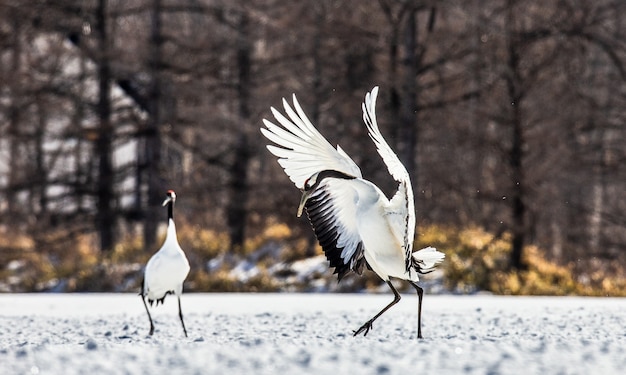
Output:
[{"xmin": 1, "ymin": 294, "xmax": 625, "ymax": 374}]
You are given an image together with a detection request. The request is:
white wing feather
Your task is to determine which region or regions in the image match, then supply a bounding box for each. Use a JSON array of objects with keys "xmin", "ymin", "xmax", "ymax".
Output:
[
  {"xmin": 261, "ymin": 94, "xmax": 362, "ymax": 189},
  {"xmin": 362, "ymin": 87, "xmax": 411, "ymax": 183},
  {"xmin": 362, "ymin": 86, "xmax": 416, "ymax": 271},
  {"xmin": 412, "ymin": 246, "xmax": 445, "ymax": 271}
]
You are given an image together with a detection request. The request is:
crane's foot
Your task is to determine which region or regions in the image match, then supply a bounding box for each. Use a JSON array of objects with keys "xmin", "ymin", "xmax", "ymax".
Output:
[{"xmin": 353, "ymin": 320, "xmax": 373, "ymax": 337}]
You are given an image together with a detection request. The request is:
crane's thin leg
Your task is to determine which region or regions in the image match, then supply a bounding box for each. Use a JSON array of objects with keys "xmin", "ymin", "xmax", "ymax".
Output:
[
  {"xmin": 141, "ymin": 294, "xmax": 155, "ymax": 336},
  {"xmin": 353, "ymin": 280, "xmax": 401, "ymax": 337},
  {"xmin": 178, "ymin": 295, "xmax": 188, "ymax": 338},
  {"xmin": 409, "ymin": 281, "xmax": 424, "ymax": 339}
]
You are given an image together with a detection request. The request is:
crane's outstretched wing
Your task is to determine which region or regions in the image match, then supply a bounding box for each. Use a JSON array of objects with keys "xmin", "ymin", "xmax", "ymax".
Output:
[
  {"xmin": 362, "ymin": 86, "xmax": 416, "ymax": 272},
  {"xmin": 262, "ymin": 94, "xmax": 368, "ymax": 280},
  {"xmin": 362, "ymin": 87, "xmax": 411, "ymax": 185},
  {"xmin": 303, "ymin": 178, "xmax": 371, "ymax": 281},
  {"xmin": 261, "ymin": 95, "xmax": 362, "ymax": 189}
]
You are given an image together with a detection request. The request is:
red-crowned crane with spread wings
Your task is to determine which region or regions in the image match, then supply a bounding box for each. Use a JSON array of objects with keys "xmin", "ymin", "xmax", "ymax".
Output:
[{"xmin": 261, "ymin": 87, "xmax": 444, "ymax": 338}]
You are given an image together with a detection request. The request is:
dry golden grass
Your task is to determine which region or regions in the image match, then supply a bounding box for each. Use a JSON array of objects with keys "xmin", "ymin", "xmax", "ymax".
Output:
[
  {"xmin": 1, "ymin": 223, "xmax": 624, "ymax": 295},
  {"xmin": 417, "ymin": 225, "xmax": 626, "ymax": 296}
]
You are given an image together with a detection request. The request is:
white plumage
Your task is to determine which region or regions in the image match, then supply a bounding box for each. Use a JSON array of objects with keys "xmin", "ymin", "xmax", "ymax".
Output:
[
  {"xmin": 140, "ymin": 190, "xmax": 190, "ymax": 337},
  {"xmin": 261, "ymin": 86, "xmax": 445, "ymax": 338}
]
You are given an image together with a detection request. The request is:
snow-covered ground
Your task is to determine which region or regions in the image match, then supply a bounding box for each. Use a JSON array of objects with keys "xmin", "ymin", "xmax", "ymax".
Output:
[{"xmin": 1, "ymin": 293, "xmax": 624, "ymax": 374}]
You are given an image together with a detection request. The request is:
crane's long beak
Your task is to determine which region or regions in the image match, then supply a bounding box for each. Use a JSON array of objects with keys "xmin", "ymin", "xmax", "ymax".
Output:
[
  {"xmin": 297, "ymin": 190, "xmax": 313, "ymax": 218},
  {"xmin": 162, "ymin": 196, "xmax": 173, "ymax": 206}
]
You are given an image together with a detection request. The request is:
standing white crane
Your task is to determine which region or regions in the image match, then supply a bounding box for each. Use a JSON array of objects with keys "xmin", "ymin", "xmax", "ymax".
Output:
[
  {"xmin": 261, "ymin": 87, "xmax": 445, "ymax": 338},
  {"xmin": 140, "ymin": 190, "xmax": 190, "ymax": 337}
]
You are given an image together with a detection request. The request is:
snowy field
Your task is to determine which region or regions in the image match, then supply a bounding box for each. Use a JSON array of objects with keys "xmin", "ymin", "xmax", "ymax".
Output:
[{"xmin": 1, "ymin": 293, "xmax": 625, "ymax": 374}]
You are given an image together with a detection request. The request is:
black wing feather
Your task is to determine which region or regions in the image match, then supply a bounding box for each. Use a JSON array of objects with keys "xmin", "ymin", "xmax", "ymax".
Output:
[{"xmin": 304, "ymin": 187, "xmax": 366, "ymax": 281}]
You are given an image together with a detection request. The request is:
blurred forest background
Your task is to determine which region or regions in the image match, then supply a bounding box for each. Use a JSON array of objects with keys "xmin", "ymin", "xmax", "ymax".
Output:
[{"xmin": 0, "ymin": 0, "xmax": 625, "ymax": 295}]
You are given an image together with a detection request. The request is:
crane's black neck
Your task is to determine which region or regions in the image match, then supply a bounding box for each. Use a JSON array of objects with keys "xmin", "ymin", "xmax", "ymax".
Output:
[{"xmin": 167, "ymin": 200, "xmax": 174, "ymax": 221}]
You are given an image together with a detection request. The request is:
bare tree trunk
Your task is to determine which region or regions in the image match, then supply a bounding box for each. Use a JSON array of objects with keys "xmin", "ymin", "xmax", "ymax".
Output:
[
  {"xmin": 588, "ymin": 32, "xmax": 614, "ymax": 253},
  {"xmin": 144, "ymin": 0, "xmax": 164, "ymax": 250},
  {"xmin": 73, "ymin": 52, "xmax": 88, "ymax": 213},
  {"xmin": 226, "ymin": 9, "xmax": 252, "ymax": 251},
  {"xmin": 505, "ymin": 0, "xmax": 527, "ymax": 270},
  {"xmin": 6, "ymin": 13, "xmax": 22, "ymax": 224},
  {"xmin": 34, "ymin": 99, "xmax": 48, "ymax": 221},
  {"xmin": 311, "ymin": 3, "xmax": 323, "ymax": 125},
  {"xmin": 95, "ymin": 0, "xmax": 115, "ymax": 252},
  {"xmin": 589, "ymin": 160, "xmax": 605, "ymax": 252},
  {"xmin": 227, "ymin": 134, "xmax": 250, "ymax": 250},
  {"xmin": 388, "ymin": 23, "xmax": 400, "ymax": 117},
  {"xmin": 399, "ymin": 8, "xmax": 417, "ymax": 185},
  {"xmin": 378, "ymin": 1, "xmax": 404, "ymax": 151}
]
